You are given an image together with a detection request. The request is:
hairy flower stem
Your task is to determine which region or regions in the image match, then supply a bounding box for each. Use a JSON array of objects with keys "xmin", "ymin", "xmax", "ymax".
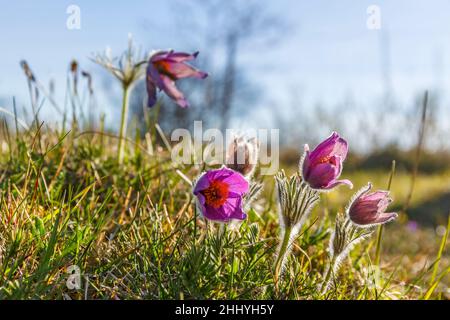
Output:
[
  {"xmin": 321, "ymin": 255, "xmax": 337, "ymax": 294},
  {"xmin": 118, "ymin": 85, "xmax": 130, "ymax": 164},
  {"xmin": 273, "ymin": 174, "xmax": 320, "ymax": 288},
  {"xmin": 274, "ymin": 224, "xmax": 293, "ymax": 288}
]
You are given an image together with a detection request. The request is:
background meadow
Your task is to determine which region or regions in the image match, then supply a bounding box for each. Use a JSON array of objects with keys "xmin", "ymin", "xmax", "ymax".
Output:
[{"xmin": 0, "ymin": 0, "xmax": 449, "ymax": 299}]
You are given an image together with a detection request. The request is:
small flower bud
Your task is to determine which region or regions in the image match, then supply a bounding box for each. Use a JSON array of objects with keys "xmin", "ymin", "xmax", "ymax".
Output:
[
  {"xmin": 347, "ymin": 183, "xmax": 398, "ymax": 227},
  {"xmin": 226, "ymin": 135, "xmax": 259, "ymax": 177}
]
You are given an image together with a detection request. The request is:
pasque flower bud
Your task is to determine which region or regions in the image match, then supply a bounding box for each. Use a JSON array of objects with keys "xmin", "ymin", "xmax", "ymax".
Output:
[
  {"xmin": 226, "ymin": 135, "xmax": 259, "ymax": 177},
  {"xmin": 347, "ymin": 183, "xmax": 398, "ymax": 227},
  {"xmin": 321, "ymin": 183, "xmax": 398, "ymax": 293}
]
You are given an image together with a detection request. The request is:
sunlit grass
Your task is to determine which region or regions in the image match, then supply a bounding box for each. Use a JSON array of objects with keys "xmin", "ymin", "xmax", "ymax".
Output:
[{"xmin": 0, "ymin": 124, "xmax": 448, "ymax": 300}]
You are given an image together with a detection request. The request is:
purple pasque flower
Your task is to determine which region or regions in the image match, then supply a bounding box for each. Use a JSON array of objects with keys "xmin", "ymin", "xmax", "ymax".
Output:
[
  {"xmin": 193, "ymin": 166, "xmax": 249, "ymax": 222},
  {"xmin": 301, "ymin": 132, "xmax": 353, "ymax": 190},
  {"xmin": 347, "ymin": 183, "xmax": 398, "ymax": 227},
  {"xmin": 146, "ymin": 50, "xmax": 208, "ymax": 108}
]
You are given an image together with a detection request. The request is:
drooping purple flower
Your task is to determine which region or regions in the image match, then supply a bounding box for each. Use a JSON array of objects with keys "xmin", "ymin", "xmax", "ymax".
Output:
[
  {"xmin": 301, "ymin": 132, "xmax": 353, "ymax": 190},
  {"xmin": 347, "ymin": 183, "xmax": 398, "ymax": 227},
  {"xmin": 146, "ymin": 50, "xmax": 208, "ymax": 108},
  {"xmin": 193, "ymin": 167, "xmax": 249, "ymax": 222}
]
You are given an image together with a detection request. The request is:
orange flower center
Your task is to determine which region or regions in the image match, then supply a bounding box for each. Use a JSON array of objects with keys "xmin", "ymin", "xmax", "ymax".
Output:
[
  {"xmin": 201, "ymin": 180, "xmax": 230, "ymax": 208},
  {"xmin": 154, "ymin": 60, "xmax": 172, "ymax": 75},
  {"xmin": 318, "ymin": 155, "xmax": 332, "ymax": 164}
]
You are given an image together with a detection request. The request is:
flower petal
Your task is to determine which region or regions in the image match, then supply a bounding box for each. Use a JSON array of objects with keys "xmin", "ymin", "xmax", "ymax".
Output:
[
  {"xmin": 202, "ymin": 205, "xmax": 228, "ymax": 221},
  {"xmin": 146, "ymin": 63, "xmax": 165, "ymax": 89},
  {"xmin": 167, "ymin": 51, "xmax": 199, "ymax": 62},
  {"xmin": 373, "ymin": 212, "xmax": 398, "ymax": 224},
  {"xmin": 193, "ymin": 173, "xmax": 211, "ymax": 195},
  {"xmin": 324, "ymin": 179, "xmax": 353, "ymax": 190},
  {"xmin": 150, "ymin": 50, "xmax": 171, "ymax": 62},
  {"xmin": 305, "ymin": 162, "xmax": 339, "ymax": 189},
  {"xmin": 362, "ymin": 191, "xmax": 389, "ymax": 201},
  {"xmin": 204, "ymin": 166, "xmax": 234, "ymax": 182},
  {"xmin": 221, "ymin": 172, "xmax": 249, "ymax": 195},
  {"xmin": 301, "ymin": 147, "xmax": 311, "ymax": 179},
  {"xmin": 146, "ymin": 76, "xmax": 157, "ymax": 108},
  {"xmin": 196, "ymin": 193, "xmax": 206, "ymax": 206},
  {"xmin": 309, "ymin": 132, "xmax": 348, "ymax": 164},
  {"xmin": 219, "ymin": 197, "xmax": 247, "ymax": 221},
  {"xmin": 353, "ymin": 211, "xmax": 398, "ymax": 226},
  {"xmin": 160, "ymin": 75, "xmax": 189, "ymax": 108},
  {"xmin": 164, "ymin": 61, "xmax": 208, "ymax": 80}
]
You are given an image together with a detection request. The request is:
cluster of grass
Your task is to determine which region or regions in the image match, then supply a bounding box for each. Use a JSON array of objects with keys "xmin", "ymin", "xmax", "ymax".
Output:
[
  {"xmin": 0, "ymin": 118, "xmax": 448, "ymax": 300},
  {"xmin": 0, "ymin": 52, "xmax": 447, "ymax": 300}
]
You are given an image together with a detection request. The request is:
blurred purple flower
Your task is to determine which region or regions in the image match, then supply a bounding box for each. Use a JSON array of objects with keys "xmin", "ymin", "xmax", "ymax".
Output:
[
  {"xmin": 301, "ymin": 132, "xmax": 353, "ymax": 190},
  {"xmin": 146, "ymin": 50, "xmax": 208, "ymax": 108},
  {"xmin": 407, "ymin": 220, "xmax": 419, "ymax": 232},
  {"xmin": 193, "ymin": 167, "xmax": 249, "ymax": 222},
  {"xmin": 348, "ymin": 183, "xmax": 398, "ymax": 227}
]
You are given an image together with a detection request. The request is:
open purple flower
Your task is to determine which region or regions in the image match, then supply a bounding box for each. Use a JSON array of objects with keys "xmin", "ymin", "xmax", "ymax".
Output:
[
  {"xmin": 146, "ymin": 50, "xmax": 208, "ymax": 108},
  {"xmin": 193, "ymin": 167, "xmax": 249, "ymax": 222},
  {"xmin": 301, "ymin": 132, "xmax": 353, "ymax": 190},
  {"xmin": 347, "ymin": 183, "xmax": 398, "ymax": 227}
]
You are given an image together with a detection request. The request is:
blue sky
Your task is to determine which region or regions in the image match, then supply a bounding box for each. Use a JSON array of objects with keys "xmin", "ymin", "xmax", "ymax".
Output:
[{"xmin": 1, "ymin": 0, "xmax": 450, "ymax": 134}]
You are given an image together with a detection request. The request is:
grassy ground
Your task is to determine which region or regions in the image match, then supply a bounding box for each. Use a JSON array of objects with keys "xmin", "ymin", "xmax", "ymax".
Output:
[{"xmin": 0, "ymin": 123, "xmax": 448, "ymax": 300}]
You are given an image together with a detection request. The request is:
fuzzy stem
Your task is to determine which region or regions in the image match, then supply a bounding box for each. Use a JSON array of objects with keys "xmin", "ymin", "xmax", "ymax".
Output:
[
  {"xmin": 274, "ymin": 224, "xmax": 293, "ymax": 288},
  {"xmin": 321, "ymin": 255, "xmax": 337, "ymax": 295},
  {"xmin": 117, "ymin": 85, "xmax": 130, "ymax": 164}
]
